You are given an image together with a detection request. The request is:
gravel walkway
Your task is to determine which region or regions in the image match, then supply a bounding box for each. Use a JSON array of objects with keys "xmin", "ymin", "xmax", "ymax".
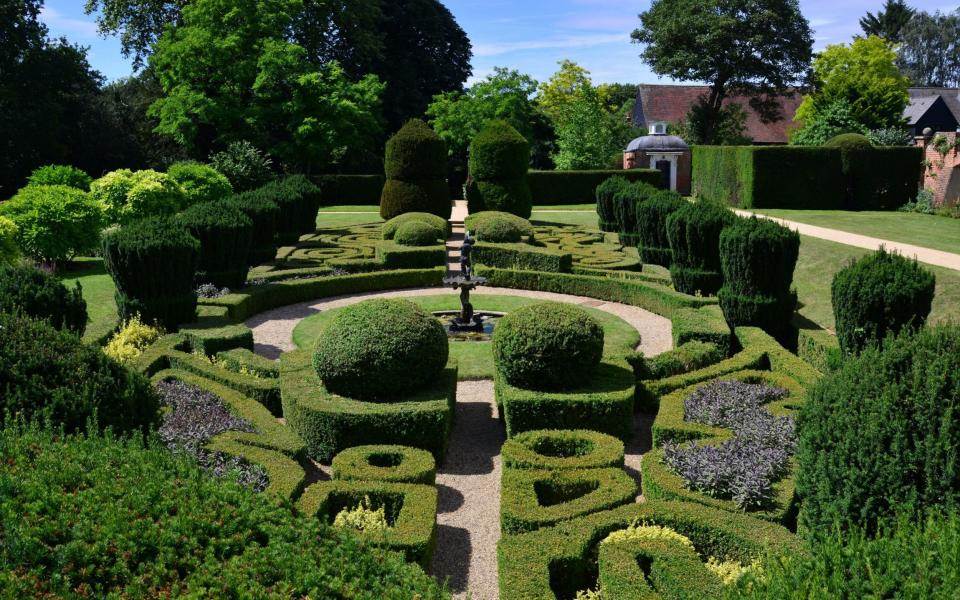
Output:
[
  {"xmin": 430, "ymin": 380, "xmax": 503, "ymax": 599},
  {"xmin": 246, "ymin": 287, "xmax": 672, "ymax": 360}
]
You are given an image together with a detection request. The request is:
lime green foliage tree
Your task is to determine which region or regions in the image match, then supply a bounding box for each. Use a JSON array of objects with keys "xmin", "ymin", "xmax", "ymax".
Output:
[
  {"xmin": 552, "ymin": 87, "xmax": 636, "ymax": 170},
  {"xmin": 790, "ymin": 99, "xmax": 868, "ymax": 146},
  {"xmin": 148, "ymin": 0, "xmax": 384, "ymax": 173},
  {"xmin": 537, "ymin": 60, "xmax": 593, "ymax": 123},
  {"xmin": 0, "ymin": 218, "xmax": 20, "ymax": 266},
  {"xmin": 632, "ymin": 0, "xmax": 813, "ymax": 145},
  {"xmin": 0, "ymin": 186, "xmax": 104, "ymax": 266},
  {"xmin": 91, "ymin": 169, "xmax": 186, "ymax": 224},
  {"xmin": 795, "ymin": 36, "xmax": 910, "ymax": 136}
]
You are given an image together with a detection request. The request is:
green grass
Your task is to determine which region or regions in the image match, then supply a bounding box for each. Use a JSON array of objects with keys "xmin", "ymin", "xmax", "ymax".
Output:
[
  {"xmin": 315, "ymin": 211, "xmax": 383, "ymax": 229},
  {"xmin": 319, "ymin": 205, "xmax": 381, "ymax": 213},
  {"xmin": 59, "ymin": 257, "xmax": 118, "ymax": 344},
  {"xmin": 531, "ymin": 204, "xmax": 595, "ymax": 211},
  {"xmin": 793, "ymin": 235, "xmax": 960, "ymax": 331},
  {"xmin": 752, "ymin": 209, "xmax": 960, "ymax": 256},
  {"xmin": 531, "ymin": 211, "xmax": 598, "ymax": 229},
  {"xmin": 292, "ymin": 294, "xmax": 640, "ymax": 380}
]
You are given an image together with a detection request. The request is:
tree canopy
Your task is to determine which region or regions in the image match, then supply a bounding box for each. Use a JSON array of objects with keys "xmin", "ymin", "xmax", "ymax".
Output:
[
  {"xmin": 898, "ymin": 9, "xmax": 960, "ymax": 88},
  {"xmin": 860, "ymin": 0, "xmax": 915, "ymax": 44},
  {"xmin": 631, "ymin": 0, "xmax": 812, "ymax": 144}
]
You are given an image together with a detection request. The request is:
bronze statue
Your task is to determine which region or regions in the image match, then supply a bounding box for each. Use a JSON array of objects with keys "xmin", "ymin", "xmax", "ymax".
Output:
[{"xmin": 459, "ymin": 231, "xmax": 474, "ymax": 280}]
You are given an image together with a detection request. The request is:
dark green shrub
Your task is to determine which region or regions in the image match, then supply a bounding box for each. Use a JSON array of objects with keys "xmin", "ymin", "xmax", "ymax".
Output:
[
  {"xmin": 472, "ymin": 243, "xmax": 572, "ymax": 273},
  {"xmin": 168, "ymin": 161, "xmax": 234, "ymax": 206},
  {"xmin": 384, "ymin": 119, "xmax": 447, "ymax": 180},
  {"xmin": 467, "ymin": 120, "xmax": 532, "ymax": 218},
  {"xmin": 796, "ymin": 325, "xmax": 960, "ymax": 535},
  {"xmin": 259, "ymin": 176, "xmax": 323, "ymax": 244},
  {"xmin": 26, "ymin": 164, "xmax": 92, "ymax": 190},
  {"xmin": 493, "ymin": 302, "xmax": 604, "ymax": 391},
  {"xmin": 177, "ymin": 200, "xmax": 254, "ymax": 288},
  {"xmin": 227, "ymin": 191, "xmax": 280, "ymax": 265},
  {"xmin": 824, "ymin": 132, "xmax": 873, "ymax": 149},
  {"xmin": 317, "ymin": 174, "xmax": 384, "ymax": 205},
  {"xmin": 730, "ymin": 512, "xmax": 960, "ymax": 599},
  {"xmin": 313, "ymin": 299, "xmax": 449, "ymax": 401},
  {"xmin": 394, "ymin": 221, "xmax": 441, "ymax": 247},
  {"xmin": 209, "ymin": 140, "xmax": 274, "ymax": 192},
  {"xmin": 718, "ymin": 217, "xmax": 800, "ymax": 336},
  {"xmin": 501, "ymin": 429, "xmax": 625, "ymax": 470},
  {"xmin": 595, "ymin": 176, "xmax": 632, "ymax": 232},
  {"xmin": 530, "ymin": 169, "xmax": 661, "ymax": 206},
  {"xmin": 465, "ymin": 211, "xmax": 533, "ymax": 243},
  {"xmin": 0, "ymin": 264, "xmax": 87, "ymax": 335},
  {"xmin": 614, "ymin": 181, "xmax": 658, "ymax": 247},
  {"xmin": 636, "ymin": 190, "xmax": 686, "ymax": 266},
  {"xmin": 0, "ymin": 424, "xmax": 445, "ymax": 599},
  {"xmin": 382, "ymin": 212, "xmax": 450, "ymax": 241},
  {"xmin": 0, "ymin": 313, "xmax": 158, "ymax": 432},
  {"xmin": 102, "ymin": 217, "xmax": 200, "ymax": 330},
  {"xmin": 0, "ymin": 185, "xmax": 104, "ymax": 264},
  {"xmin": 332, "ymin": 445, "xmax": 437, "ymax": 484},
  {"xmin": 831, "ymin": 248, "xmax": 935, "ymax": 355},
  {"xmin": 637, "ymin": 340, "xmax": 724, "ymax": 380},
  {"xmin": 666, "ymin": 201, "xmax": 738, "ymax": 295},
  {"xmin": 380, "ymin": 120, "xmax": 448, "ymax": 220}
]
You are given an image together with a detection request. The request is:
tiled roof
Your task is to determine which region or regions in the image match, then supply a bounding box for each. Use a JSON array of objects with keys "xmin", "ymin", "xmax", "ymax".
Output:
[
  {"xmin": 907, "ymin": 88, "xmax": 960, "ymax": 124},
  {"xmin": 632, "ymin": 84, "xmax": 803, "ymax": 144}
]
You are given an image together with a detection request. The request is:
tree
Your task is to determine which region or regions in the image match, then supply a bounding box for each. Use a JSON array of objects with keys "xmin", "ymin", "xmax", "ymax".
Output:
[
  {"xmin": 899, "ymin": 10, "xmax": 960, "ymax": 87},
  {"xmin": 537, "ymin": 60, "xmax": 594, "ymax": 123},
  {"xmin": 147, "ymin": 0, "xmax": 383, "ymax": 171},
  {"xmin": 631, "ymin": 0, "xmax": 812, "ymax": 145},
  {"xmin": 790, "ymin": 99, "xmax": 867, "ymax": 146},
  {"xmin": 860, "ymin": 0, "xmax": 915, "ymax": 43},
  {"xmin": 551, "ymin": 87, "xmax": 636, "ymax": 170},
  {"xmin": 674, "ymin": 102, "xmax": 751, "ymax": 145},
  {"xmin": 795, "ymin": 36, "xmax": 910, "ymax": 132}
]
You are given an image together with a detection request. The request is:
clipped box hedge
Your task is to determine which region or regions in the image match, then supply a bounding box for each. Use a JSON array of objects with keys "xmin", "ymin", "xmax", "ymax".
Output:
[
  {"xmin": 497, "ymin": 499, "xmax": 806, "ymax": 600},
  {"xmin": 297, "ymin": 480, "xmax": 438, "ymax": 568},
  {"xmin": 599, "ymin": 534, "xmax": 723, "ymax": 599},
  {"xmin": 501, "ymin": 467, "xmax": 637, "ymax": 534},
  {"xmin": 644, "ymin": 369, "xmax": 806, "ymax": 526},
  {"xmin": 496, "ymin": 357, "xmax": 635, "ymax": 440},
  {"xmin": 331, "ymin": 445, "xmax": 437, "ymax": 485},
  {"xmin": 472, "ymin": 242, "xmax": 572, "ymax": 273},
  {"xmin": 280, "ymin": 349, "xmax": 457, "ymax": 462},
  {"xmin": 180, "ymin": 321, "xmax": 254, "ymax": 356},
  {"xmin": 796, "ymin": 326, "xmax": 840, "ymax": 372},
  {"xmin": 215, "ymin": 347, "xmax": 280, "ymax": 379},
  {"xmin": 199, "ymin": 267, "xmax": 445, "ymax": 321},
  {"xmin": 376, "ymin": 241, "xmax": 447, "ymax": 269},
  {"xmin": 316, "ymin": 174, "xmax": 385, "ymax": 205},
  {"xmin": 528, "ymin": 169, "xmax": 661, "ymax": 205},
  {"xmin": 672, "ymin": 304, "xmax": 731, "ymax": 353},
  {"xmin": 501, "ymin": 429, "xmax": 625, "ymax": 471}
]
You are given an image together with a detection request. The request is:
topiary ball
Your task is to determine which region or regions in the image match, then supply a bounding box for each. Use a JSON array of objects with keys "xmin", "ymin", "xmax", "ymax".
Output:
[
  {"xmin": 384, "ymin": 119, "xmax": 448, "ymax": 181},
  {"xmin": 464, "ymin": 211, "xmax": 534, "ymax": 243},
  {"xmin": 825, "ymin": 133, "xmax": 873, "ymax": 150},
  {"xmin": 492, "ymin": 302, "xmax": 604, "ymax": 391},
  {"xmin": 382, "ymin": 212, "xmax": 449, "ymax": 241},
  {"xmin": 313, "ymin": 299, "xmax": 449, "ymax": 401},
  {"xmin": 168, "ymin": 161, "xmax": 234, "ymax": 207},
  {"xmin": 394, "ymin": 221, "xmax": 441, "ymax": 246}
]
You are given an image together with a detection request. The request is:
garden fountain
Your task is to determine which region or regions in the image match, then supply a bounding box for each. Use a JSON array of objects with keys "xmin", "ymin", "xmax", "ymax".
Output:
[{"xmin": 439, "ymin": 231, "xmax": 496, "ymax": 337}]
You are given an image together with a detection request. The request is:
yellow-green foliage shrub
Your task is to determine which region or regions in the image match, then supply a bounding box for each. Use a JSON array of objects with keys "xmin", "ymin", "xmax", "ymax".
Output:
[
  {"xmin": 104, "ymin": 316, "xmax": 163, "ymax": 364},
  {"xmin": 602, "ymin": 522, "xmax": 694, "ymax": 549},
  {"xmin": 0, "ymin": 217, "xmax": 18, "ymax": 265},
  {"xmin": 333, "ymin": 496, "xmax": 388, "ymax": 533},
  {"xmin": 92, "ymin": 169, "xmax": 186, "ymax": 224}
]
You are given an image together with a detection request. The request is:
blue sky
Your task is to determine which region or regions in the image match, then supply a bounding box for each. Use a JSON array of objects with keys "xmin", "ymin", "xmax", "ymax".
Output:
[{"xmin": 41, "ymin": 0, "xmax": 960, "ymax": 85}]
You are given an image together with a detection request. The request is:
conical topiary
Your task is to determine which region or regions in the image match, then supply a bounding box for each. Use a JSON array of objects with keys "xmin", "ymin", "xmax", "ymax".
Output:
[
  {"xmin": 380, "ymin": 120, "xmax": 449, "ymax": 220},
  {"xmin": 466, "ymin": 120, "xmax": 531, "ymax": 218}
]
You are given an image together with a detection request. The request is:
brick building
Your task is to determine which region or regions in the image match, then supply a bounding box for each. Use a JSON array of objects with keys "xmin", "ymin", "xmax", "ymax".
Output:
[
  {"xmin": 916, "ymin": 131, "xmax": 960, "ymax": 208},
  {"xmin": 624, "ymin": 122, "xmax": 692, "ymax": 195}
]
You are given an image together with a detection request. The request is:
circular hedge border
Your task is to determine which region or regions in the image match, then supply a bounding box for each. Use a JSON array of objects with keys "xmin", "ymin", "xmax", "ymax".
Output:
[
  {"xmin": 331, "ymin": 444, "xmax": 437, "ymax": 484},
  {"xmin": 501, "ymin": 429, "xmax": 625, "ymax": 470}
]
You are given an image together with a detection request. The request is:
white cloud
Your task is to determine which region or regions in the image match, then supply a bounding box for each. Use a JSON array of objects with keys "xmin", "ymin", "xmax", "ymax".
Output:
[
  {"xmin": 39, "ymin": 6, "xmax": 100, "ymax": 40},
  {"xmin": 473, "ymin": 33, "xmax": 629, "ymax": 57}
]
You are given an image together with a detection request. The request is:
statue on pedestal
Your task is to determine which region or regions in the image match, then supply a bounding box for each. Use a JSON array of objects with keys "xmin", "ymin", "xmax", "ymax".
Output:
[{"xmin": 459, "ymin": 231, "xmax": 474, "ymax": 280}]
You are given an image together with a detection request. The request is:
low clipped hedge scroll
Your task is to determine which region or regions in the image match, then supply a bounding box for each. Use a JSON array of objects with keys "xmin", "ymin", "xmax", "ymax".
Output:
[
  {"xmin": 332, "ymin": 445, "xmax": 437, "ymax": 485},
  {"xmin": 297, "ymin": 480, "xmax": 438, "ymax": 569},
  {"xmin": 472, "ymin": 243, "xmax": 572, "ymax": 274},
  {"xmin": 598, "ymin": 533, "xmax": 723, "ymax": 600},
  {"xmin": 531, "ymin": 169, "xmax": 661, "ymax": 206},
  {"xmin": 501, "ymin": 429, "xmax": 625, "ymax": 471}
]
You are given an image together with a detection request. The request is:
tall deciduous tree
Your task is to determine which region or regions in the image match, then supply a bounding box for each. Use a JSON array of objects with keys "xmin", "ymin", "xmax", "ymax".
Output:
[
  {"xmin": 551, "ymin": 87, "xmax": 636, "ymax": 170},
  {"xmin": 795, "ymin": 36, "xmax": 910, "ymax": 132},
  {"xmin": 898, "ymin": 10, "xmax": 960, "ymax": 87},
  {"xmin": 860, "ymin": 0, "xmax": 915, "ymax": 43},
  {"xmin": 631, "ymin": 0, "xmax": 813, "ymax": 145},
  {"xmin": 537, "ymin": 60, "xmax": 593, "ymax": 123}
]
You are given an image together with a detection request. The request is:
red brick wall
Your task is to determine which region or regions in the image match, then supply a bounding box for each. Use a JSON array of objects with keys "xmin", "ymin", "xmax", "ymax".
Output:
[{"xmin": 917, "ymin": 133, "xmax": 960, "ymax": 207}]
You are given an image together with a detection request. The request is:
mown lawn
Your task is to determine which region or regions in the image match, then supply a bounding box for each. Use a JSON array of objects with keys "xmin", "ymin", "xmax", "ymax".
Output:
[
  {"xmin": 752, "ymin": 209, "xmax": 960, "ymax": 256},
  {"xmin": 59, "ymin": 257, "xmax": 118, "ymax": 343}
]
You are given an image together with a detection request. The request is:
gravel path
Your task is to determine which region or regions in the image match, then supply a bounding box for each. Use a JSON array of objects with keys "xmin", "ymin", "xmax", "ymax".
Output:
[{"xmin": 430, "ymin": 380, "xmax": 503, "ymax": 599}]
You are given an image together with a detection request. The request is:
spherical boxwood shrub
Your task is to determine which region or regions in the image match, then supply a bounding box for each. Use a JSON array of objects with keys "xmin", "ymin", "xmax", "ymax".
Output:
[
  {"xmin": 168, "ymin": 161, "xmax": 234, "ymax": 206},
  {"xmin": 332, "ymin": 445, "xmax": 437, "ymax": 484},
  {"xmin": 227, "ymin": 191, "xmax": 280, "ymax": 265},
  {"xmin": 380, "ymin": 120, "xmax": 449, "ymax": 220},
  {"xmin": 796, "ymin": 325, "xmax": 960, "ymax": 535},
  {"xmin": 313, "ymin": 299, "xmax": 449, "ymax": 401},
  {"xmin": 102, "ymin": 217, "xmax": 200, "ymax": 330},
  {"xmin": 636, "ymin": 190, "xmax": 686, "ymax": 266},
  {"xmin": 26, "ymin": 164, "xmax": 92, "ymax": 190},
  {"xmin": 0, "ymin": 312, "xmax": 158, "ymax": 433},
  {"xmin": 824, "ymin": 132, "xmax": 873, "ymax": 150},
  {"xmin": 464, "ymin": 211, "xmax": 533, "ymax": 243},
  {"xmin": 209, "ymin": 140, "xmax": 275, "ymax": 192},
  {"xmin": 718, "ymin": 217, "xmax": 800, "ymax": 336},
  {"xmin": 832, "ymin": 248, "xmax": 935, "ymax": 355},
  {"xmin": 394, "ymin": 221, "xmax": 441, "ymax": 247},
  {"xmin": 0, "ymin": 264, "xmax": 87, "ymax": 335},
  {"xmin": 595, "ymin": 176, "xmax": 633, "ymax": 232},
  {"xmin": 382, "ymin": 212, "xmax": 449, "ymax": 241},
  {"xmin": 0, "ymin": 216, "xmax": 18, "ymax": 266},
  {"xmin": 177, "ymin": 200, "xmax": 254, "ymax": 288},
  {"xmin": 0, "ymin": 425, "xmax": 446, "ymax": 599},
  {"xmin": 0, "ymin": 185, "xmax": 104, "ymax": 265},
  {"xmin": 467, "ymin": 120, "xmax": 532, "ymax": 218},
  {"xmin": 666, "ymin": 201, "xmax": 738, "ymax": 296},
  {"xmin": 492, "ymin": 302, "xmax": 604, "ymax": 391}
]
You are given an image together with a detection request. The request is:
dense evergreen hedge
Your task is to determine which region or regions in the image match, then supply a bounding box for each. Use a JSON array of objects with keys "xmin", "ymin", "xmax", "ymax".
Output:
[
  {"xmin": 797, "ymin": 325, "xmax": 960, "ymax": 535},
  {"xmin": 332, "ymin": 445, "xmax": 437, "ymax": 485},
  {"xmin": 394, "ymin": 221, "xmax": 442, "ymax": 246},
  {"xmin": 718, "ymin": 217, "xmax": 800, "ymax": 336},
  {"xmin": 464, "ymin": 211, "xmax": 533, "ymax": 243},
  {"xmin": 467, "ymin": 120, "xmax": 532, "ymax": 218},
  {"xmin": 0, "ymin": 425, "xmax": 446, "ymax": 598},
  {"xmin": 102, "ymin": 217, "xmax": 200, "ymax": 330},
  {"xmin": 227, "ymin": 191, "xmax": 280, "ymax": 265},
  {"xmin": 177, "ymin": 200, "xmax": 254, "ymax": 288},
  {"xmin": 0, "ymin": 263, "xmax": 87, "ymax": 335},
  {"xmin": 316, "ymin": 174, "xmax": 385, "ymax": 205},
  {"xmin": 258, "ymin": 176, "xmax": 323, "ymax": 244},
  {"xmin": 0, "ymin": 313, "xmax": 158, "ymax": 433},
  {"xmin": 595, "ymin": 175, "xmax": 632, "ymax": 232},
  {"xmin": 472, "ymin": 243, "xmax": 572, "ymax": 273},
  {"xmin": 831, "ymin": 248, "xmax": 935, "ymax": 354},
  {"xmin": 531, "ymin": 169, "xmax": 661, "ymax": 206},
  {"xmin": 380, "ymin": 120, "xmax": 449, "ymax": 220},
  {"xmin": 666, "ymin": 201, "xmax": 738, "ymax": 295},
  {"xmin": 635, "ymin": 190, "xmax": 686, "ymax": 266},
  {"xmin": 501, "ymin": 429, "xmax": 625, "ymax": 471},
  {"xmin": 613, "ymin": 181, "xmax": 659, "ymax": 247}
]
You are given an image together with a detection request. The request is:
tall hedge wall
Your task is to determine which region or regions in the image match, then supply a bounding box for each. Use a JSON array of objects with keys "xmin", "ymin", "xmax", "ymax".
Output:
[
  {"xmin": 316, "ymin": 174, "xmax": 384, "ymax": 205},
  {"xmin": 529, "ymin": 169, "xmax": 661, "ymax": 205},
  {"xmin": 692, "ymin": 145, "xmax": 921, "ymax": 210}
]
